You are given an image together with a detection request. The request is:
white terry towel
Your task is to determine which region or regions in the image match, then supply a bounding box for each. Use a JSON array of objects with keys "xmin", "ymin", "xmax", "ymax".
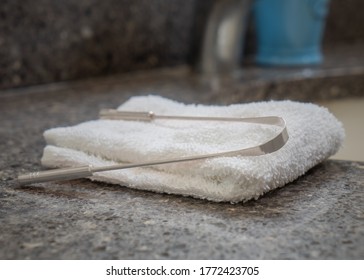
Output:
[{"xmin": 41, "ymin": 95, "xmax": 344, "ymax": 203}]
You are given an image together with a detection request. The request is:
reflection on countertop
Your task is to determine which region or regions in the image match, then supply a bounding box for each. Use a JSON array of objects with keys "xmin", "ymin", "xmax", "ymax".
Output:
[{"xmin": 320, "ymin": 98, "xmax": 364, "ymax": 162}]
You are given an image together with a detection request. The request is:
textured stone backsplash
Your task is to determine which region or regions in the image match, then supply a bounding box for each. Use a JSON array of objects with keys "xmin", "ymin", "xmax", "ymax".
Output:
[
  {"xmin": 0, "ymin": 0, "xmax": 363, "ymax": 90},
  {"xmin": 0, "ymin": 0, "xmax": 200, "ymax": 89}
]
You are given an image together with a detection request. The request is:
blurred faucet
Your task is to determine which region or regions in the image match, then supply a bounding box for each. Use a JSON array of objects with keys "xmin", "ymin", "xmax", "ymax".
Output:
[{"xmin": 198, "ymin": 0, "xmax": 252, "ymax": 74}]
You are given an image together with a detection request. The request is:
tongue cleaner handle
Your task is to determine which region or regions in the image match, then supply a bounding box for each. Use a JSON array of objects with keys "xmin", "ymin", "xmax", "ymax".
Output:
[{"xmin": 17, "ymin": 166, "xmax": 93, "ymax": 185}]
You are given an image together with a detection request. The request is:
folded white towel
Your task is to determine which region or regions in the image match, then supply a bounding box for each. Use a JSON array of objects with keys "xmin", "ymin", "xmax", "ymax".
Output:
[{"xmin": 41, "ymin": 95, "xmax": 344, "ymax": 202}]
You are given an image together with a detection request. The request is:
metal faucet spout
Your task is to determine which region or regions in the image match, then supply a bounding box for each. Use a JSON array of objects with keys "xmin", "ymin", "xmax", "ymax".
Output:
[{"xmin": 198, "ymin": 0, "xmax": 252, "ymax": 74}]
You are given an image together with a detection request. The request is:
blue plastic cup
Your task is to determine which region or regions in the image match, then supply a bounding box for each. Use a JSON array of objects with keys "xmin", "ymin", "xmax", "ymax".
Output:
[{"xmin": 253, "ymin": 0, "xmax": 330, "ymax": 66}]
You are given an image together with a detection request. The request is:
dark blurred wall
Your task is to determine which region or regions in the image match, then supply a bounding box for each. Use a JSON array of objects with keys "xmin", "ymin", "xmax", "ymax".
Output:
[
  {"xmin": 324, "ymin": 0, "xmax": 364, "ymax": 46},
  {"xmin": 0, "ymin": 0, "xmax": 362, "ymax": 90},
  {"xmin": 0, "ymin": 0, "xmax": 199, "ymax": 89}
]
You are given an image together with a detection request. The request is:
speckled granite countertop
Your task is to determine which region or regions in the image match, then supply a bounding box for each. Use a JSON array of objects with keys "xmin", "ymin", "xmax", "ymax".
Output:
[{"xmin": 0, "ymin": 67, "xmax": 363, "ymax": 259}]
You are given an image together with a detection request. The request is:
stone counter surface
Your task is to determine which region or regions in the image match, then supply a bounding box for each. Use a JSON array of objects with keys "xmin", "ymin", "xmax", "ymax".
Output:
[
  {"xmin": 1, "ymin": 160, "xmax": 363, "ymax": 259},
  {"xmin": 0, "ymin": 75, "xmax": 363, "ymax": 259}
]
